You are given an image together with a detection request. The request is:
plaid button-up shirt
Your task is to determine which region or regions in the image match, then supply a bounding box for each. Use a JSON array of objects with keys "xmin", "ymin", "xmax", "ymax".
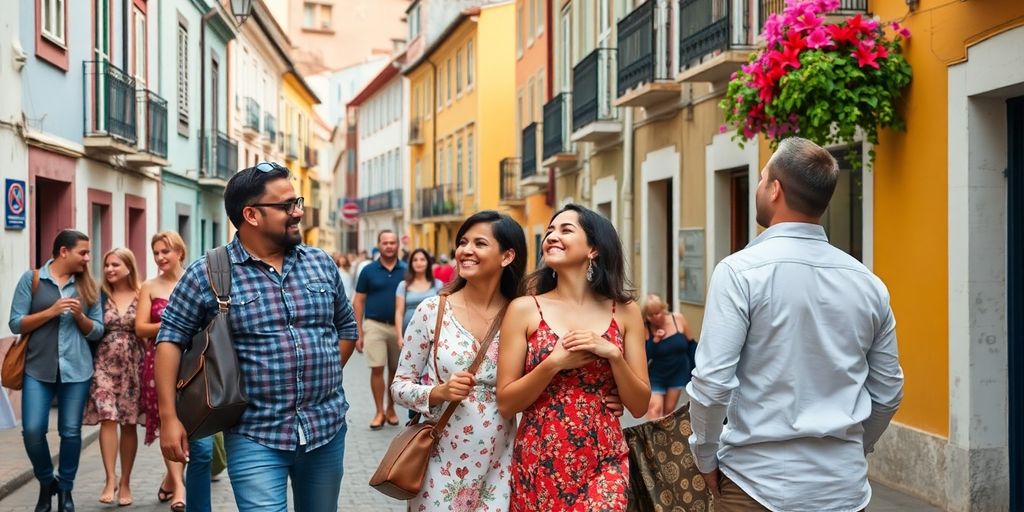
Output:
[{"xmin": 157, "ymin": 237, "xmax": 357, "ymax": 451}]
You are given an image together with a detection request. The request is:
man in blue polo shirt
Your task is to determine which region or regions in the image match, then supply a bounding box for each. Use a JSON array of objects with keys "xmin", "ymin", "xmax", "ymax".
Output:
[{"xmin": 354, "ymin": 230, "xmax": 406, "ymax": 429}]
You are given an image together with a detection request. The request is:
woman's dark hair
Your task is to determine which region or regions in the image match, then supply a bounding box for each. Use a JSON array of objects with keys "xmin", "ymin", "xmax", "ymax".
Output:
[
  {"xmin": 405, "ymin": 248, "xmax": 435, "ymax": 285},
  {"xmin": 51, "ymin": 229, "xmax": 99, "ymax": 307},
  {"xmin": 444, "ymin": 210, "xmax": 527, "ymax": 301},
  {"xmin": 223, "ymin": 164, "xmax": 291, "ymax": 228},
  {"xmin": 525, "ymin": 203, "xmax": 635, "ymax": 303}
]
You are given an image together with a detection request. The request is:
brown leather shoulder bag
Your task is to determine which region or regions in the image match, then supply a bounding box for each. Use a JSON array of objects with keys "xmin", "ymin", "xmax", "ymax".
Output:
[
  {"xmin": 175, "ymin": 246, "xmax": 249, "ymax": 440},
  {"xmin": 1, "ymin": 270, "xmax": 40, "ymax": 391},
  {"xmin": 369, "ymin": 294, "xmax": 507, "ymax": 500}
]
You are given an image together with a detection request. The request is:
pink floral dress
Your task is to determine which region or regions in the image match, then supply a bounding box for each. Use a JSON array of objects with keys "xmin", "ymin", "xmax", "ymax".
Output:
[
  {"xmin": 391, "ymin": 296, "xmax": 514, "ymax": 512},
  {"xmin": 139, "ymin": 297, "xmax": 167, "ymax": 445},
  {"xmin": 83, "ymin": 297, "xmax": 143, "ymax": 425}
]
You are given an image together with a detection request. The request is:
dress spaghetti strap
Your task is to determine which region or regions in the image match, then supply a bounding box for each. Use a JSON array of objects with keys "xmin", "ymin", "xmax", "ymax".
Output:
[{"xmin": 531, "ymin": 295, "xmax": 545, "ymax": 321}]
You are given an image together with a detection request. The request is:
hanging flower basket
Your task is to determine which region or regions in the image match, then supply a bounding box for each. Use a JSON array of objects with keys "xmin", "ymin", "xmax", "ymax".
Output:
[{"xmin": 720, "ymin": 0, "xmax": 912, "ymax": 158}]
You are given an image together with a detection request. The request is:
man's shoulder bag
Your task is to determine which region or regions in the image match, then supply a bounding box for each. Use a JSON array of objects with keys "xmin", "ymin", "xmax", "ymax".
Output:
[
  {"xmin": 369, "ymin": 294, "xmax": 507, "ymax": 500},
  {"xmin": 1, "ymin": 270, "xmax": 40, "ymax": 391},
  {"xmin": 175, "ymin": 246, "xmax": 249, "ymax": 440}
]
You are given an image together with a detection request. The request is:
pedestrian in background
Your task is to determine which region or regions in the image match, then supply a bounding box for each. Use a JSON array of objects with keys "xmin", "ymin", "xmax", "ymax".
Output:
[
  {"xmin": 391, "ymin": 211, "xmax": 526, "ymax": 511},
  {"xmin": 83, "ymin": 248, "xmax": 144, "ymax": 506},
  {"xmin": 334, "ymin": 252, "xmax": 355, "ymax": 302},
  {"xmin": 8, "ymin": 229, "xmax": 104, "ymax": 512},
  {"xmin": 154, "ymin": 162, "xmax": 358, "ymax": 511},
  {"xmin": 433, "ymin": 251, "xmax": 457, "ymax": 284},
  {"xmin": 497, "ymin": 204, "xmax": 650, "ymax": 511},
  {"xmin": 687, "ymin": 137, "xmax": 904, "ymax": 511},
  {"xmin": 394, "ymin": 248, "xmax": 443, "ymax": 343},
  {"xmin": 642, "ymin": 293, "xmax": 695, "ymax": 419},
  {"xmin": 354, "ymin": 230, "xmax": 406, "ymax": 430},
  {"xmin": 137, "ymin": 231, "xmax": 212, "ymax": 512}
]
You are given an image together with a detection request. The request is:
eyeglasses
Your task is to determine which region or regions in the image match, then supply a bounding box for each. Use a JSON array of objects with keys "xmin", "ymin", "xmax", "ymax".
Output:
[
  {"xmin": 254, "ymin": 161, "xmax": 288, "ymax": 173},
  {"xmin": 249, "ymin": 196, "xmax": 304, "ymax": 215}
]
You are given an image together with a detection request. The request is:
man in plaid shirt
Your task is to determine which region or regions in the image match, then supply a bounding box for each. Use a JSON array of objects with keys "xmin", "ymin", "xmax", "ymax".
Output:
[{"xmin": 154, "ymin": 163, "xmax": 358, "ymax": 511}]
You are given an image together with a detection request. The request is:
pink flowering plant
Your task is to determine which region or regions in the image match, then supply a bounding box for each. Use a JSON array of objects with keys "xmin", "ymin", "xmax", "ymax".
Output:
[{"xmin": 720, "ymin": 0, "xmax": 912, "ymax": 155}]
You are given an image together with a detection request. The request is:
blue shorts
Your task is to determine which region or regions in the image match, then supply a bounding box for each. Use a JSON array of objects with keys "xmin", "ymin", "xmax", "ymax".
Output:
[{"xmin": 649, "ymin": 369, "xmax": 690, "ymax": 395}]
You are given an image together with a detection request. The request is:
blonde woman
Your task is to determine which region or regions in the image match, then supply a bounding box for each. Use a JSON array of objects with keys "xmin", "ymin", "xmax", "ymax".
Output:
[
  {"xmin": 641, "ymin": 294, "xmax": 695, "ymax": 419},
  {"xmin": 83, "ymin": 248, "xmax": 144, "ymax": 505}
]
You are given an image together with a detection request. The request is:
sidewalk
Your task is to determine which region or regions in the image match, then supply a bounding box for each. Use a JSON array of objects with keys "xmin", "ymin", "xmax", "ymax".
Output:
[{"xmin": 0, "ymin": 409, "xmax": 100, "ymax": 500}]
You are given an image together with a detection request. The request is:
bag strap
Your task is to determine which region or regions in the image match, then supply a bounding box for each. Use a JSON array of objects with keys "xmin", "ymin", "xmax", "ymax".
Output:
[
  {"xmin": 431, "ymin": 294, "xmax": 447, "ymax": 383},
  {"xmin": 430, "ymin": 297, "xmax": 508, "ymax": 438},
  {"xmin": 205, "ymin": 246, "xmax": 232, "ymax": 312},
  {"xmin": 31, "ymin": 270, "xmax": 39, "ymax": 295}
]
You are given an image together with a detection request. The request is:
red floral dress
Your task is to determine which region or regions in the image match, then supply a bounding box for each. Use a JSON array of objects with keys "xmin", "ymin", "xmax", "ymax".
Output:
[
  {"xmin": 140, "ymin": 297, "xmax": 167, "ymax": 445},
  {"xmin": 510, "ymin": 297, "xmax": 629, "ymax": 511}
]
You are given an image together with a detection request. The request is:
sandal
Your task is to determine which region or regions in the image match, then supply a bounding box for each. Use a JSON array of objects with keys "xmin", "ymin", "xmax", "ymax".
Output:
[
  {"xmin": 157, "ymin": 486, "xmax": 173, "ymax": 503},
  {"xmin": 369, "ymin": 419, "xmax": 384, "ymax": 430}
]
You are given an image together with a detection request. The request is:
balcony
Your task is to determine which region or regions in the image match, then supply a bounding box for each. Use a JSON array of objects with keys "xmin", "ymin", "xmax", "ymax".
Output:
[
  {"xmin": 408, "ymin": 118, "xmax": 424, "ymax": 145},
  {"xmin": 199, "ymin": 130, "xmax": 236, "ymax": 188},
  {"xmin": 615, "ymin": 0, "xmax": 680, "ymax": 108},
  {"xmin": 499, "ymin": 158, "xmax": 524, "ymax": 205},
  {"xmin": 83, "ymin": 61, "xmax": 138, "ymax": 156},
  {"xmin": 303, "ymin": 207, "xmax": 321, "ymax": 229},
  {"xmin": 286, "ymin": 133, "xmax": 299, "ymax": 161},
  {"xmin": 361, "ymin": 189, "xmax": 403, "ymax": 213},
  {"xmin": 243, "ymin": 97, "xmax": 260, "ymax": 139},
  {"xmin": 571, "ymin": 48, "xmax": 621, "ymax": 143},
  {"xmin": 520, "ymin": 122, "xmax": 547, "ymax": 191},
  {"xmin": 124, "ymin": 89, "xmax": 170, "ymax": 169},
  {"xmin": 542, "ymin": 93, "xmax": 577, "ymax": 170},
  {"xmin": 263, "ymin": 114, "xmax": 276, "ymax": 152},
  {"xmin": 758, "ymin": 0, "xmax": 867, "ymax": 33},
  {"xmin": 676, "ymin": 0, "xmax": 752, "ymax": 84},
  {"xmin": 304, "ymin": 145, "xmax": 318, "ymax": 168},
  {"xmin": 413, "ymin": 184, "xmax": 462, "ymax": 221}
]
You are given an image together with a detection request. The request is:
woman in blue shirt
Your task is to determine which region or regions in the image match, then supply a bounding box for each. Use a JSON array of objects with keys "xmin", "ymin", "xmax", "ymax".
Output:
[
  {"xmin": 642, "ymin": 293, "xmax": 695, "ymax": 419},
  {"xmin": 8, "ymin": 229, "xmax": 104, "ymax": 512},
  {"xmin": 394, "ymin": 248, "xmax": 445, "ymax": 345}
]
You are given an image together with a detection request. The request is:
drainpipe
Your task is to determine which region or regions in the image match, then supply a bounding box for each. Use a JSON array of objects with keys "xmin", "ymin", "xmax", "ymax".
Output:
[
  {"xmin": 122, "ymin": 1, "xmax": 129, "ymax": 73},
  {"xmin": 621, "ymin": 107, "xmax": 634, "ymax": 277},
  {"xmin": 427, "ymin": 58, "xmax": 439, "ymax": 255},
  {"xmin": 198, "ymin": 9, "xmax": 218, "ymax": 175}
]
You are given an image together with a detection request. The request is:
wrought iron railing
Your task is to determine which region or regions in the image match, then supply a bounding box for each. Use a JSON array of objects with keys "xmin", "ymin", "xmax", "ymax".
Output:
[
  {"xmin": 304, "ymin": 145, "xmax": 318, "ymax": 167},
  {"xmin": 678, "ymin": 0, "xmax": 743, "ymax": 69},
  {"xmin": 83, "ymin": 61, "xmax": 138, "ymax": 144},
  {"xmin": 140, "ymin": 90, "xmax": 168, "ymax": 158},
  {"xmin": 572, "ymin": 48, "xmax": 618, "ymax": 131},
  {"xmin": 758, "ymin": 0, "xmax": 866, "ymax": 32},
  {"xmin": 244, "ymin": 97, "xmax": 260, "ymax": 131},
  {"xmin": 500, "ymin": 158, "xmax": 522, "ymax": 202},
  {"xmin": 543, "ymin": 93, "xmax": 572, "ymax": 159},
  {"xmin": 409, "ymin": 118, "xmax": 423, "ymax": 143},
  {"xmin": 265, "ymin": 114, "xmax": 276, "ymax": 143},
  {"xmin": 414, "ymin": 184, "xmax": 462, "ymax": 219},
  {"xmin": 361, "ymin": 189, "xmax": 403, "ymax": 213},
  {"xmin": 215, "ymin": 131, "xmax": 238, "ymax": 179},
  {"xmin": 521, "ymin": 123, "xmax": 538, "ymax": 179},
  {"xmin": 617, "ymin": 0, "xmax": 671, "ymax": 96}
]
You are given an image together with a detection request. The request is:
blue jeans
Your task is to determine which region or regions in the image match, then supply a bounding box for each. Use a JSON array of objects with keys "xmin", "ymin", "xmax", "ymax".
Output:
[
  {"xmin": 185, "ymin": 435, "xmax": 213, "ymax": 512},
  {"xmin": 21, "ymin": 374, "xmax": 91, "ymax": 491},
  {"xmin": 225, "ymin": 424, "xmax": 347, "ymax": 512}
]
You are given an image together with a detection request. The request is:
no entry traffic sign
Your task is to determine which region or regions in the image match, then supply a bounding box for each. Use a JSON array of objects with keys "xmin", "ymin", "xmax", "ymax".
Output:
[
  {"xmin": 5, "ymin": 179, "xmax": 26, "ymax": 230},
  {"xmin": 341, "ymin": 200, "xmax": 360, "ymax": 225}
]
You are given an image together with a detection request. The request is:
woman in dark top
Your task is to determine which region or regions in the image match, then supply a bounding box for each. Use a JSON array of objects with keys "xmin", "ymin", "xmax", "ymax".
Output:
[
  {"xmin": 8, "ymin": 229, "xmax": 104, "ymax": 512},
  {"xmin": 642, "ymin": 293, "xmax": 695, "ymax": 419}
]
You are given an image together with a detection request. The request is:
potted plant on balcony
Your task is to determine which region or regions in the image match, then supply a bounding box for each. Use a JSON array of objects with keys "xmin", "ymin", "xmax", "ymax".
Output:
[{"xmin": 720, "ymin": 0, "xmax": 911, "ymax": 162}]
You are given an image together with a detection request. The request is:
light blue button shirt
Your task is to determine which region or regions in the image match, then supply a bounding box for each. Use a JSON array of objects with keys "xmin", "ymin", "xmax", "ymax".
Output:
[
  {"xmin": 8, "ymin": 260, "xmax": 103, "ymax": 383},
  {"xmin": 687, "ymin": 223, "xmax": 904, "ymax": 512}
]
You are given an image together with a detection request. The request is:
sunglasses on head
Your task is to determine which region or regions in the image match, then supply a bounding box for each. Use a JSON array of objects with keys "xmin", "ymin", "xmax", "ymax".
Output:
[{"xmin": 253, "ymin": 161, "xmax": 288, "ymax": 173}]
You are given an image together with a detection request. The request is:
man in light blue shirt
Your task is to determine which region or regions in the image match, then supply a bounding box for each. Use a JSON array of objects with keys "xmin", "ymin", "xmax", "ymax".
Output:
[{"xmin": 688, "ymin": 137, "xmax": 904, "ymax": 511}]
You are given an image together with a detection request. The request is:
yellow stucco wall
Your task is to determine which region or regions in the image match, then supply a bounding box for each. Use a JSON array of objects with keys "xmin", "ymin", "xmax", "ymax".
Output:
[
  {"xmin": 476, "ymin": 3, "xmax": 517, "ymax": 217},
  {"xmin": 281, "ymin": 73, "xmax": 319, "ymax": 245}
]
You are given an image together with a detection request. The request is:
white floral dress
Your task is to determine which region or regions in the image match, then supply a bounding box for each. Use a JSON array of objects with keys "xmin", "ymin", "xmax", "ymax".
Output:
[{"xmin": 391, "ymin": 296, "xmax": 515, "ymax": 512}]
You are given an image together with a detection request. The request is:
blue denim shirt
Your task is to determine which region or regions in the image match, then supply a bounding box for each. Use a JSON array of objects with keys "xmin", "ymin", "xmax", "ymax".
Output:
[
  {"xmin": 8, "ymin": 260, "xmax": 104, "ymax": 383},
  {"xmin": 157, "ymin": 237, "xmax": 358, "ymax": 451}
]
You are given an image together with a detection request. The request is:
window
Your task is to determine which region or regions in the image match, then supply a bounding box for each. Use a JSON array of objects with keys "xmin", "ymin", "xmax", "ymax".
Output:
[
  {"xmin": 516, "ymin": 6, "xmax": 524, "ymax": 57},
  {"xmin": 302, "ymin": 2, "xmax": 332, "ymax": 31},
  {"xmin": 466, "ymin": 40, "xmax": 474, "ymax": 87},
  {"xmin": 408, "ymin": 4, "xmax": 421, "ymax": 40},
  {"xmin": 456, "ymin": 136, "xmax": 463, "ymax": 191},
  {"xmin": 438, "ymin": 146, "xmax": 445, "ymax": 185},
  {"xmin": 822, "ymin": 145, "xmax": 864, "ymax": 261},
  {"xmin": 527, "ymin": 0, "xmax": 536, "ymax": 44},
  {"xmin": 528, "ymin": 78, "xmax": 535, "ymax": 124},
  {"xmin": 467, "ymin": 129, "xmax": 474, "ymax": 190},
  {"xmin": 536, "ymin": 0, "xmax": 544, "ymax": 35},
  {"xmin": 456, "ymin": 51, "xmax": 463, "ymax": 95},
  {"xmin": 728, "ymin": 170, "xmax": 749, "ymax": 253},
  {"xmin": 41, "ymin": 0, "xmax": 65, "ymax": 45},
  {"xmin": 436, "ymin": 70, "xmax": 442, "ymax": 110},
  {"xmin": 446, "ymin": 58, "xmax": 452, "ymax": 103},
  {"xmin": 176, "ymin": 21, "xmax": 189, "ymax": 129},
  {"xmin": 448, "ymin": 141, "xmax": 454, "ymax": 191},
  {"xmin": 303, "ymin": 3, "xmax": 315, "ymax": 28}
]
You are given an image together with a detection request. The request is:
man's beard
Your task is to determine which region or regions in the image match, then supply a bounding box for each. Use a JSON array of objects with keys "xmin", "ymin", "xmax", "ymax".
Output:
[{"xmin": 271, "ymin": 221, "xmax": 303, "ymax": 248}]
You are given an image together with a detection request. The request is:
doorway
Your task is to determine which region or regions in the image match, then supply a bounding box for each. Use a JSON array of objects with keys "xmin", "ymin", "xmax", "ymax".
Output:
[
  {"xmin": 1007, "ymin": 94, "xmax": 1023, "ymax": 510},
  {"xmin": 646, "ymin": 178, "xmax": 674, "ymax": 302},
  {"xmin": 33, "ymin": 178, "xmax": 73, "ymax": 268}
]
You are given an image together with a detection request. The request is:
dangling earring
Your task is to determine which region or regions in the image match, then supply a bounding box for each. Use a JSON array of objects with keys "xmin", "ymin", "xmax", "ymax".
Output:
[
  {"xmin": 551, "ymin": 269, "xmax": 557, "ymax": 279},
  {"xmin": 586, "ymin": 258, "xmax": 595, "ymax": 282}
]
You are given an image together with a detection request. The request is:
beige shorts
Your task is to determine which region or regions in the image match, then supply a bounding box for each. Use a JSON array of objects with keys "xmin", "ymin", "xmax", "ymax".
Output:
[{"xmin": 363, "ymin": 318, "xmax": 400, "ymax": 370}]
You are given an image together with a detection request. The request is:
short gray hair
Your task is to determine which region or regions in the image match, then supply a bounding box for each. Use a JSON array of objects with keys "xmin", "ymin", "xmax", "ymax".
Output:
[{"xmin": 768, "ymin": 137, "xmax": 840, "ymax": 217}]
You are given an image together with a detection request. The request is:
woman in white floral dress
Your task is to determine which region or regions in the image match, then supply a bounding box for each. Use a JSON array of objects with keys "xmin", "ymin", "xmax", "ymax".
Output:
[{"xmin": 391, "ymin": 211, "xmax": 527, "ymax": 512}]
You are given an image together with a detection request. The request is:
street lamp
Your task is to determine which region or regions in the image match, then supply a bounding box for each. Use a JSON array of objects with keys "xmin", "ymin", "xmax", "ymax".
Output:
[{"xmin": 230, "ymin": 0, "xmax": 254, "ymax": 25}]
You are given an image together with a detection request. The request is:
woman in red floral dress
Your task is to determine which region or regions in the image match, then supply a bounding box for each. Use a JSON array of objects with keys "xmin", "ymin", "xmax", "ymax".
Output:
[{"xmin": 497, "ymin": 204, "xmax": 651, "ymax": 511}]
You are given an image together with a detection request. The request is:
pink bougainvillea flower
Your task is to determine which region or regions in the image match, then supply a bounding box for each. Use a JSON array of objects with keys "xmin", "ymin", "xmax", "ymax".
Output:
[
  {"xmin": 719, "ymin": 124, "xmax": 728, "ymax": 134},
  {"xmin": 852, "ymin": 43, "xmax": 881, "ymax": 68},
  {"xmin": 816, "ymin": 0, "xmax": 840, "ymax": 12},
  {"xmin": 875, "ymin": 42, "xmax": 889, "ymax": 60},
  {"xmin": 791, "ymin": 10, "xmax": 823, "ymax": 33},
  {"xmin": 784, "ymin": 29, "xmax": 808, "ymax": 51},
  {"xmin": 827, "ymin": 24, "xmax": 859, "ymax": 45},
  {"xmin": 770, "ymin": 44, "xmax": 802, "ymax": 70},
  {"xmin": 806, "ymin": 26, "xmax": 832, "ymax": 48}
]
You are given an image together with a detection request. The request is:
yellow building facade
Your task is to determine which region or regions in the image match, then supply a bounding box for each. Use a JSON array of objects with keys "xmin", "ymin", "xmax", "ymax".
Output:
[
  {"xmin": 280, "ymin": 71, "xmax": 322, "ymax": 246},
  {"xmin": 404, "ymin": 3, "xmax": 516, "ymax": 257}
]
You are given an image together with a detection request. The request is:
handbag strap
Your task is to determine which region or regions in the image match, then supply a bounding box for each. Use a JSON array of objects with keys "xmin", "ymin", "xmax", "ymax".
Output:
[
  {"xmin": 205, "ymin": 246, "xmax": 232, "ymax": 312},
  {"xmin": 430, "ymin": 296, "xmax": 508, "ymax": 438},
  {"xmin": 431, "ymin": 294, "xmax": 448, "ymax": 383}
]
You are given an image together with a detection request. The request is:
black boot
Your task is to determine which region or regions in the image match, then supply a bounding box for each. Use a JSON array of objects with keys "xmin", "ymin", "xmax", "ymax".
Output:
[
  {"xmin": 34, "ymin": 479, "xmax": 56, "ymax": 512},
  {"xmin": 56, "ymin": 488, "xmax": 74, "ymax": 512}
]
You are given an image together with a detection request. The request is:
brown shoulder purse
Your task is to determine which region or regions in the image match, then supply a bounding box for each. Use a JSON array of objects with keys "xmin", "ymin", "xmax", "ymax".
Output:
[
  {"xmin": 2, "ymin": 270, "xmax": 40, "ymax": 391},
  {"xmin": 369, "ymin": 294, "xmax": 507, "ymax": 500}
]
